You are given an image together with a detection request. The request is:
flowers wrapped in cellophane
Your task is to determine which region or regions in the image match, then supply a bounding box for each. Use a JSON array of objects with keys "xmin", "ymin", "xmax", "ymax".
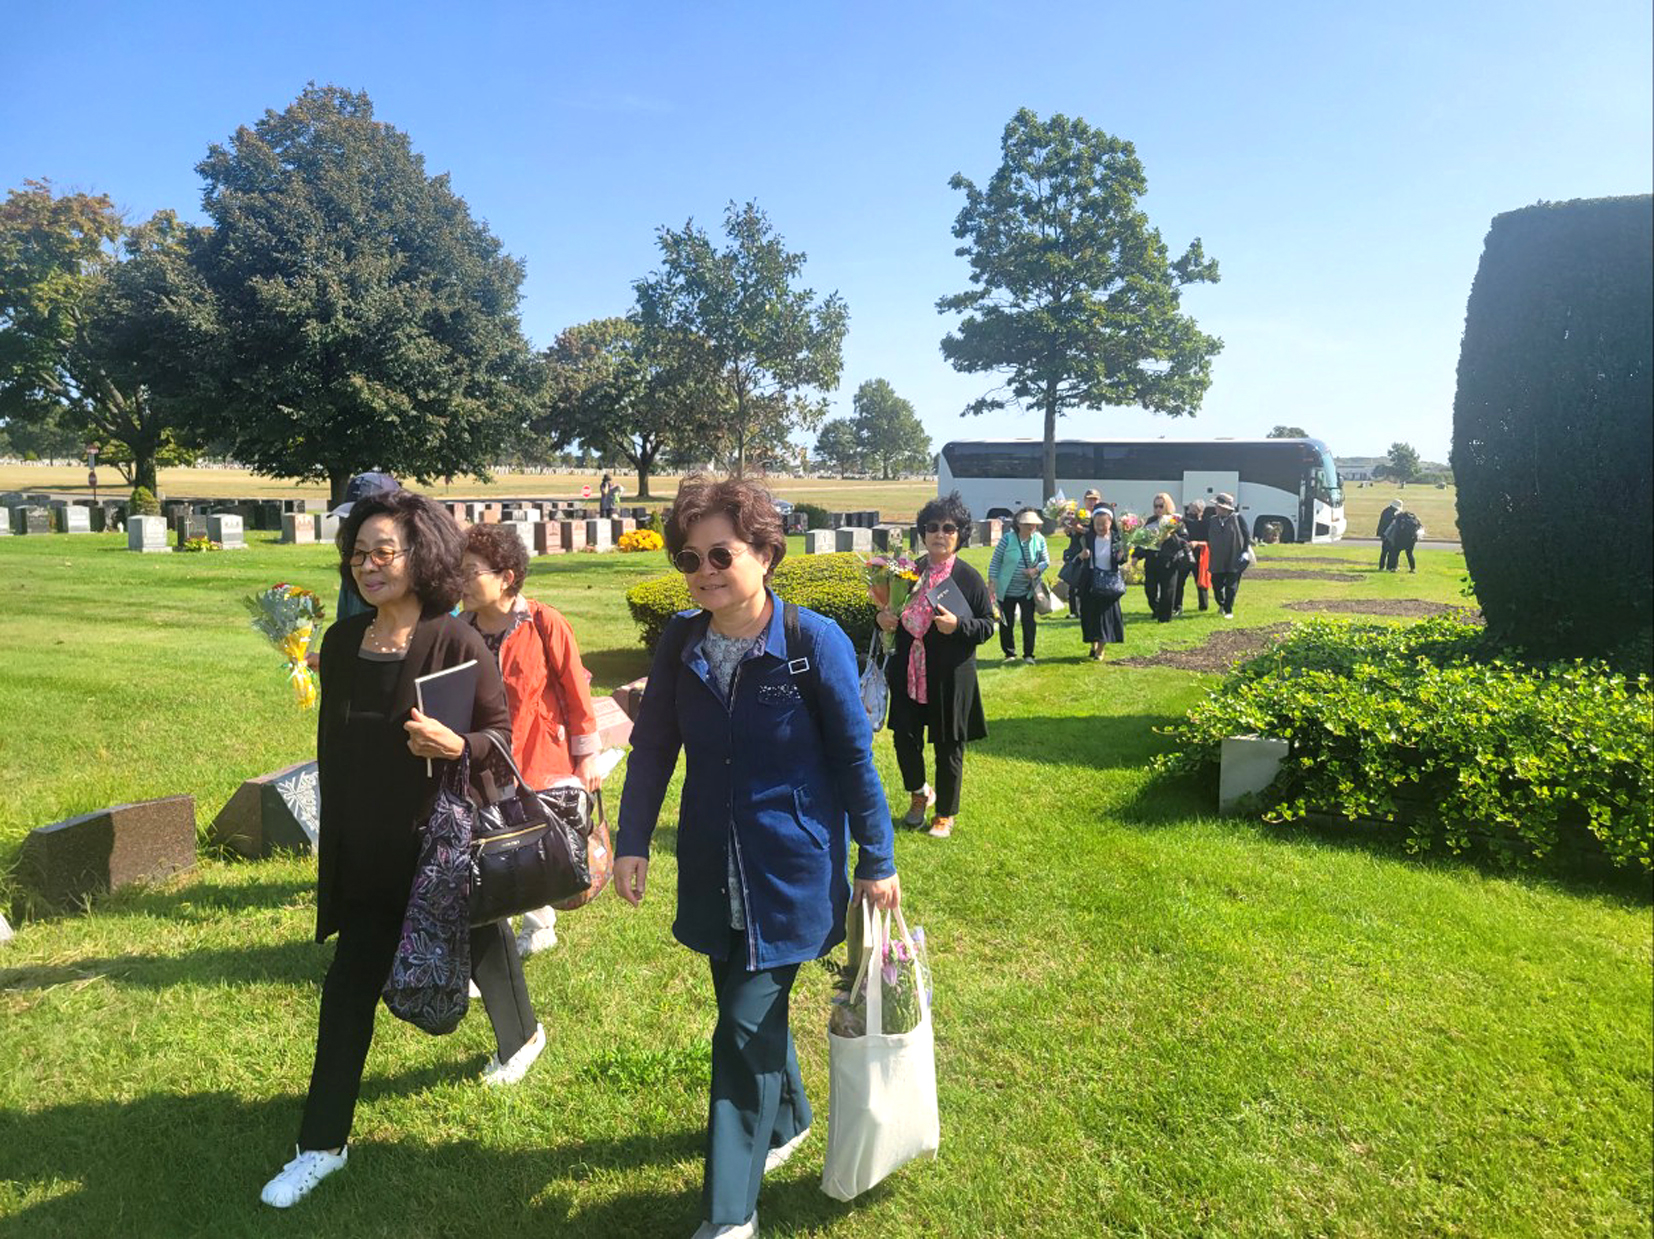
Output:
[
  {"xmin": 863, "ymin": 552, "xmax": 921, "ymax": 650},
  {"xmin": 244, "ymin": 583, "xmax": 327, "ymax": 709},
  {"xmin": 830, "ymin": 912, "xmax": 931, "ymax": 1037}
]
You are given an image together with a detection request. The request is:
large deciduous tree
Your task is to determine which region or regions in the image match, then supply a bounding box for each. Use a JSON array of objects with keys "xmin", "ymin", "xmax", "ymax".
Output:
[
  {"xmin": 535, "ymin": 317, "xmax": 719, "ymax": 499},
  {"xmin": 939, "ymin": 108, "xmax": 1222, "ymax": 499},
  {"xmin": 1377, "ymin": 441, "xmax": 1422, "ymax": 484},
  {"xmin": 851, "ymin": 378, "xmax": 931, "ymax": 479},
  {"xmin": 0, "ymin": 182, "xmax": 209, "ymax": 491},
  {"xmin": 192, "ymin": 84, "xmax": 533, "ymax": 503},
  {"xmin": 634, "ymin": 201, "xmax": 847, "ymax": 476},
  {"xmin": 813, "ymin": 417, "xmax": 862, "ymax": 476},
  {"xmin": 1269, "ymin": 424, "xmax": 1309, "ymax": 439}
]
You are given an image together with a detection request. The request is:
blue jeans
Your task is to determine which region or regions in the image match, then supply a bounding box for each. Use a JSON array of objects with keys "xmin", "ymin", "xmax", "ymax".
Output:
[{"xmin": 703, "ymin": 939, "xmax": 811, "ymax": 1225}]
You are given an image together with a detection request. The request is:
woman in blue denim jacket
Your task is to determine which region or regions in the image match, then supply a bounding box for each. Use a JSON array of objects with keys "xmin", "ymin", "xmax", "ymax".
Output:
[{"xmin": 615, "ymin": 478, "xmax": 900, "ymax": 1239}]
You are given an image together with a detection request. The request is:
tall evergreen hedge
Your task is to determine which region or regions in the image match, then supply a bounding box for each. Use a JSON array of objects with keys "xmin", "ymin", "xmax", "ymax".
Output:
[{"xmin": 1452, "ymin": 195, "xmax": 1653, "ymax": 664}]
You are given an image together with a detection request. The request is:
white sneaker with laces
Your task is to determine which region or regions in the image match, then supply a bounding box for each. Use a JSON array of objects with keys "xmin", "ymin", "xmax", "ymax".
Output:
[
  {"xmin": 481, "ymin": 1022, "xmax": 546, "ymax": 1087},
  {"xmin": 764, "ymin": 1126, "xmax": 810, "ymax": 1175},
  {"xmin": 260, "ymin": 1145, "xmax": 347, "ymax": 1208},
  {"xmin": 691, "ymin": 1213, "xmax": 758, "ymax": 1239}
]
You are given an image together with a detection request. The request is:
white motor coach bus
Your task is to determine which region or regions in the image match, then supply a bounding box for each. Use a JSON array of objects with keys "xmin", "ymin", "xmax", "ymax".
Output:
[{"xmin": 936, "ymin": 437, "xmax": 1347, "ymax": 543}]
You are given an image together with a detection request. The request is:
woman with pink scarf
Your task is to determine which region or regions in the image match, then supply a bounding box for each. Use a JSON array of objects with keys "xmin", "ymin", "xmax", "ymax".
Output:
[{"xmin": 874, "ymin": 492, "xmax": 997, "ymax": 838}]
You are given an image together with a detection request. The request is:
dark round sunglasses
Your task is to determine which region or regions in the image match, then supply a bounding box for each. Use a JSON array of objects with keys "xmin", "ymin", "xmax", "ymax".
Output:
[
  {"xmin": 672, "ymin": 544, "xmax": 748, "ymax": 574},
  {"xmin": 923, "ymin": 522, "xmax": 959, "ymax": 535}
]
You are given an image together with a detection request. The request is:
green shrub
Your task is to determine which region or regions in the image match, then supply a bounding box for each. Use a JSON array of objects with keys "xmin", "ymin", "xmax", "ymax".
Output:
[
  {"xmin": 793, "ymin": 502, "xmax": 832, "ymax": 531},
  {"xmin": 130, "ymin": 486, "xmax": 161, "ymax": 516},
  {"xmin": 625, "ymin": 552, "xmax": 876, "ymax": 652},
  {"xmin": 1452, "ymin": 196, "xmax": 1653, "ymax": 664},
  {"xmin": 1156, "ymin": 617, "xmax": 1653, "ymax": 874}
]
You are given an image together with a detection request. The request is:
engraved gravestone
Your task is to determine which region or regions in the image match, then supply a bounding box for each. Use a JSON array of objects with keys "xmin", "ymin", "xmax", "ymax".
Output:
[
  {"xmin": 127, "ymin": 515, "xmax": 168, "ymax": 552},
  {"xmin": 208, "ymin": 761, "xmax": 321, "ymax": 857},
  {"xmin": 207, "ymin": 514, "xmax": 247, "ymax": 549}
]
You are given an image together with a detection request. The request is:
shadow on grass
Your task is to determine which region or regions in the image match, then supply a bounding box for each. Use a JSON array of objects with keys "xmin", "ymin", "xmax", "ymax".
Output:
[
  {"xmin": 579, "ymin": 646, "xmax": 655, "ymax": 692},
  {"xmin": 103, "ymin": 875, "xmax": 314, "ymax": 919},
  {"xmin": 1117, "ymin": 770, "xmax": 1654, "ymax": 907},
  {"xmin": 0, "ymin": 1079, "xmax": 864, "ymax": 1238},
  {"xmin": 0, "ymin": 936, "xmax": 323, "ymax": 993},
  {"xmin": 981, "ymin": 715, "xmax": 1181, "ymax": 769}
]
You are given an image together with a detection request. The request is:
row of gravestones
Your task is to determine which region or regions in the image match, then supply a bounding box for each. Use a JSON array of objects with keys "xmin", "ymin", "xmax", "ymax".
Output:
[
  {"xmin": 802, "ymin": 518, "xmax": 1006, "ymax": 555},
  {"xmin": 3, "ymin": 498, "xmax": 128, "ymax": 536},
  {"xmin": 4, "ymin": 685, "xmax": 645, "ymax": 928}
]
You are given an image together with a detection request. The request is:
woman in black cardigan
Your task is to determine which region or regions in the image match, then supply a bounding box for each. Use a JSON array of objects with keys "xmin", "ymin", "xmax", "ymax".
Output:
[
  {"xmin": 876, "ymin": 492, "xmax": 997, "ymax": 838},
  {"xmin": 261, "ymin": 491, "xmax": 539, "ymax": 1210}
]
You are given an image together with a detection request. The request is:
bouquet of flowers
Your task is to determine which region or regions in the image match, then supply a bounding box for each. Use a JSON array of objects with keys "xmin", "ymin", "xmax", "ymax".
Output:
[
  {"xmin": 1123, "ymin": 511, "xmax": 1183, "ymax": 554},
  {"xmin": 829, "ymin": 914, "xmax": 931, "ymax": 1037},
  {"xmin": 244, "ymin": 583, "xmax": 327, "ymax": 709},
  {"xmin": 1042, "ymin": 492, "xmax": 1073, "ymax": 525},
  {"xmin": 863, "ymin": 552, "xmax": 921, "ymax": 650}
]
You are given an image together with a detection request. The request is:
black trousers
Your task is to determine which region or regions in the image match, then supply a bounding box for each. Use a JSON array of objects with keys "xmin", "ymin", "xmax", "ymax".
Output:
[
  {"xmin": 1143, "ymin": 559, "xmax": 1177, "ymax": 622},
  {"xmin": 1380, "ymin": 543, "xmax": 1416, "ymax": 571},
  {"xmin": 998, "ymin": 592, "xmax": 1037, "ymax": 657},
  {"xmin": 1212, "ymin": 570, "xmax": 1242, "ymax": 614},
  {"xmin": 298, "ymin": 904, "xmax": 537, "ymax": 1150},
  {"xmin": 894, "ymin": 726, "xmax": 965, "ymax": 817},
  {"xmin": 1173, "ymin": 563, "xmax": 1207, "ymax": 612}
]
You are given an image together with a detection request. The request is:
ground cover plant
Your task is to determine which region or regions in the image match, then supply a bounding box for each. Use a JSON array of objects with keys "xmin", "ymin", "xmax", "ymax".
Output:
[
  {"xmin": 1157, "ymin": 615, "xmax": 1653, "ymax": 872},
  {"xmin": 0, "ymin": 530, "xmax": 1648, "ymax": 1236}
]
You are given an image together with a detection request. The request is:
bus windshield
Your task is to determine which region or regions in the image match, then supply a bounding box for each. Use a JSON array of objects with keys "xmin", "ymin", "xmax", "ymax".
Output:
[{"xmin": 1312, "ymin": 443, "xmax": 1343, "ymax": 504}]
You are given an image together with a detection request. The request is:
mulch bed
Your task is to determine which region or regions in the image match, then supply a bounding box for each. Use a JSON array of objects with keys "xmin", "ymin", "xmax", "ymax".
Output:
[
  {"xmin": 1283, "ymin": 598, "xmax": 1461, "ymax": 618},
  {"xmin": 1243, "ymin": 567, "xmax": 1365, "ymax": 582},
  {"xmin": 1116, "ymin": 623, "xmax": 1294, "ymax": 673},
  {"xmin": 1256, "ymin": 554, "xmax": 1369, "ymax": 565}
]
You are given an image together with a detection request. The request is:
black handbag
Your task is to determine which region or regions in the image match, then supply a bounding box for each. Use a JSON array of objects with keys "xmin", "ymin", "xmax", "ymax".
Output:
[
  {"xmin": 1091, "ymin": 565, "xmax": 1127, "ymax": 601},
  {"xmin": 469, "ymin": 731, "xmax": 594, "ymax": 927}
]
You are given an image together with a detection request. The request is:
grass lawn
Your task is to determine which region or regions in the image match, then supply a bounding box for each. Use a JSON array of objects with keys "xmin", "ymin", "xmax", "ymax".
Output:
[
  {"xmin": 1342, "ymin": 484, "xmax": 1461, "ymax": 543},
  {"xmin": 0, "ymin": 534, "xmax": 1646, "ymax": 1237}
]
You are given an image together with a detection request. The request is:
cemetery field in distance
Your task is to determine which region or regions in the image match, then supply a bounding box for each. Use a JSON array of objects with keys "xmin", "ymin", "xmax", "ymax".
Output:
[
  {"xmin": 1, "ymin": 530, "xmax": 1644, "ymax": 1236},
  {"xmin": 0, "ymin": 464, "xmax": 1464, "ymax": 541}
]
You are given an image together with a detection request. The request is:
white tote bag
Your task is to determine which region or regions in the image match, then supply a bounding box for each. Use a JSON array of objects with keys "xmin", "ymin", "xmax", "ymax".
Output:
[
  {"xmin": 858, "ymin": 632, "xmax": 889, "ymax": 733},
  {"xmin": 820, "ymin": 904, "xmax": 940, "ymax": 1201}
]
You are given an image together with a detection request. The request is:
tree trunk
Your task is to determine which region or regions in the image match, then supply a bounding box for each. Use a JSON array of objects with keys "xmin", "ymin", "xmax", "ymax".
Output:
[
  {"xmin": 635, "ymin": 442, "xmax": 655, "ymax": 500},
  {"xmin": 328, "ymin": 467, "xmax": 351, "ymax": 507},
  {"xmin": 133, "ymin": 456, "xmax": 158, "ymax": 494},
  {"xmin": 1042, "ymin": 384, "xmax": 1059, "ymax": 502}
]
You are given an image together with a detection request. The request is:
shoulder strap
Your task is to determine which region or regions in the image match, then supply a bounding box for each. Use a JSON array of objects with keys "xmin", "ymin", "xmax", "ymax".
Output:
[{"xmin": 781, "ymin": 602, "xmax": 823, "ymax": 729}]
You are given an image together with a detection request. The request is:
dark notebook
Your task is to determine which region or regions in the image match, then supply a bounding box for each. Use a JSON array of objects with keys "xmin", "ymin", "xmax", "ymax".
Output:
[
  {"xmin": 924, "ymin": 578, "xmax": 971, "ymax": 620},
  {"xmin": 414, "ymin": 659, "xmax": 477, "ymax": 775}
]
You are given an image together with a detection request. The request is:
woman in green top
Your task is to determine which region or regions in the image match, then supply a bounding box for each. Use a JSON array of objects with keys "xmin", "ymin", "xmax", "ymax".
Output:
[{"xmin": 987, "ymin": 509, "xmax": 1050, "ymax": 664}]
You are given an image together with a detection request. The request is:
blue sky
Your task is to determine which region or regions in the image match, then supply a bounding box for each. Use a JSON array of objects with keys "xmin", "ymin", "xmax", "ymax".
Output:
[{"xmin": 3, "ymin": 1, "xmax": 1649, "ymax": 462}]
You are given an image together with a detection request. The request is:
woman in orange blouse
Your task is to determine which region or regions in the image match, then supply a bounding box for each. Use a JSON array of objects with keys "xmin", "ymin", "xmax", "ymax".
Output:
[{"xmin": 460, "ymin": 523, "xmax": 603, "ymax": 957}]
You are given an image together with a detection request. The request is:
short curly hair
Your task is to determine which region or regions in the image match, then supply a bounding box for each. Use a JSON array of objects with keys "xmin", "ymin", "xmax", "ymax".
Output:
[
  {"xmin": 663, "ymin": 476, "xmax": 787, "ymax": 578},
  {"xmin": 336, "ymin": 489, "xmax": 466, "ymax": 614},
  {"xmin": 914, "ymin": 491, "xmax": 975, "ymax": 549},
  {"xmin": 463, "ymin": 523, "xmax": 531, "ymax": 596}
]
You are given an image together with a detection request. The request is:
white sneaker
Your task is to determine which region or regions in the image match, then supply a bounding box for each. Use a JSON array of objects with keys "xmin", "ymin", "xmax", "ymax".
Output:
[
  {"xmin": 468, "ymin": 978, "xmax": 482, "ymax": 999},
  {"xmin": 764, "ymin": 1126, "xmax": 811, "ymax": 1175},
  {"xmin": 516, "ymin": 925, "xmax": 558, "ymax": 957},
  {"xmin": 260, "ymin": 1145, "xmax": 347, "ymax": 1208},
  {"xmin": 691, "ymin": 1213, "xmax": 757, "ymax": 1239},
  {"xmin": 481, "ymin": 1022, "xmax": 546, "ymax": 1087}
]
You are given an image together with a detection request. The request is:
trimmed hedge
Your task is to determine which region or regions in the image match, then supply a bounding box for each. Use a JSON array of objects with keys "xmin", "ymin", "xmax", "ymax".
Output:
[
  {"xmin": 625, "ymin": 551, "xmax": 877, "ymax": 652},
  {"xmin": 1155, "ymin": 616, "xmax": 1653, "ymax": 874},
  {"xmin": 1452, "ymin": 195, "xmax": 1654, "ymax": 665},
  {"xmin": 793, "ymin": 502, "xmax": 833, "ymax": 531}
]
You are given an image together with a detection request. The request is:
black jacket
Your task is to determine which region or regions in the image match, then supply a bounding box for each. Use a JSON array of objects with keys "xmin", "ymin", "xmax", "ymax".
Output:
[
  {"xmin": 313, "ymin": 610, "xmax": 511, "ymax": 942},
  {"xmin": 1205, "ymin": 510, "xmax": 1254, "ymax": 574},
  {"xmin": 885, "ymin": 558, "xmax": 997, "ymax": 743}
]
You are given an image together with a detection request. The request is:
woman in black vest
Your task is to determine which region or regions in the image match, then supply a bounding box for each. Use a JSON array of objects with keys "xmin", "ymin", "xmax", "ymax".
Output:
[
  {"xmin": 876, "ymin": 492, "xmax": 997, "ymax": 838},
  {"xmin": 261, "ymin": 491, "xmax": 537, "ymax": 1209}
]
